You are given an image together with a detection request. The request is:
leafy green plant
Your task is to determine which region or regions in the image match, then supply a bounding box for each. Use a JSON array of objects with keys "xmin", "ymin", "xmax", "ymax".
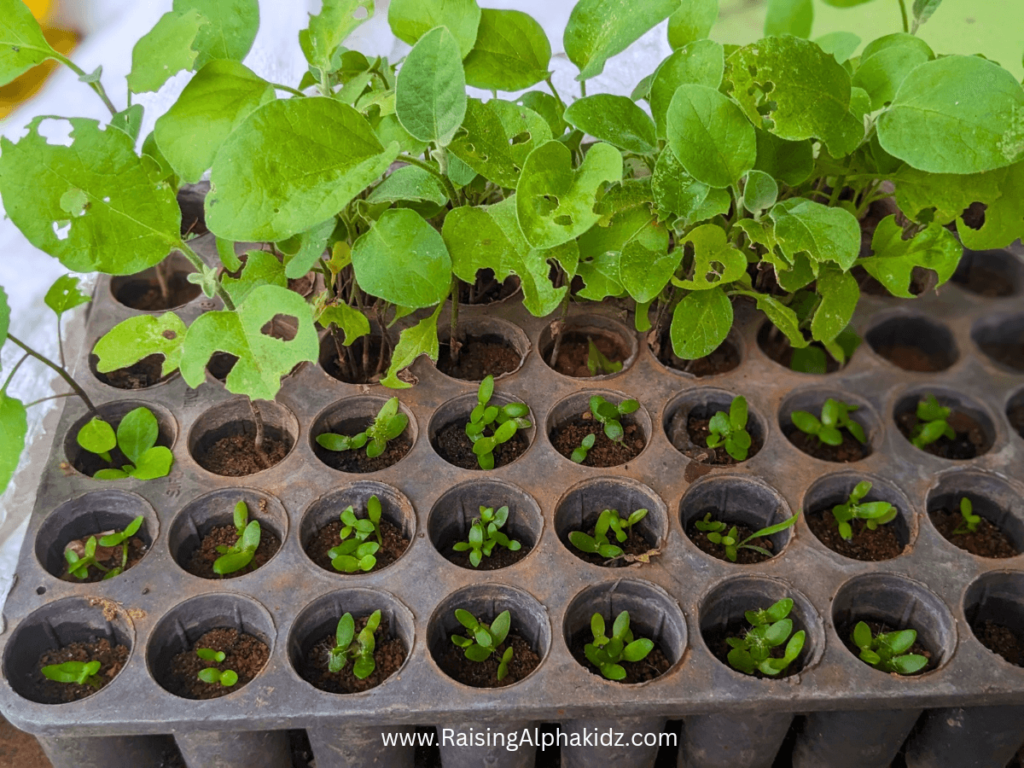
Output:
[
  {"xmin": 328, "ymin": 610, "xmax": 381, "ymax": 679},
  {"xmin": 851, "ymin": 621, "xmax": 929, "ymax": 675},
  {"xmin": 212, "ymin": 501, "xmax": 261, "ymax": 576},
  {"xmin": 465, "ymin": 376, "xmax": 532, "ymax": 470},
  {"xmin": 196, "ymin": 647, "xmax": 238, "ymax": 687},
  {"xmin": 588, "ymin": 395, "xmax": 640, "ymax": 443},
  {"xmin": 694, "ymin": 511, "xmax": 799, "ymax": 562},
  {"xmin": 328, "ymin": 495, "xmax": 383, "ymax": 573},
  {"xmin": 586, "ymin": 338, "xmax": 622, "ymax": 376},
  {"xmin": 571, "ymin": 433, "xmax": 597, "ymax": 464},
  {"xmin": 450, "ymin": 608, "xmax": 514, "ymax": 681},
  {"xmin": 569, "ymin": 507, "xmax": 648, "ymax": 559},
  {"xmin": 726, "ymin": 598, "xmax": 806, "ymax": 677},
  {"xmin": 452, "ymin": 505, "xmax": 521, "ymax": 567},
  {"xmin": 791, "ymin": 399, "xmax": 866, "ymax": 447},
  {"xmin": 584, "ymin": 611, "xmax": 654, "ymax": 681},
  {"xmin": 831, "ymin": 481, "xmax": 896, "ymax": 540},
  {"xmin": 316, "ymin": 397, "xmax": 409, "ymax": 459},
  {"xmin": 706, "ymin": 396, "xmax": 752, "ymax": 461},
  {"xmin": 40, "ymin": 660, "xmax": 103, "ymax": 689},
  {"xmin": 952, "ymin": 497, "xmax": 981, "ymax": 536},
  {"xmin": 910, "ymin": 394, "xmax": 955, "ymax": 449},
  {"xmin": 64, "ymin": 515, "xmax": 144, "ymax": 581},
  {"xmin": 75, "ymin": 407, "xmax": 173, "ymax": 480}
]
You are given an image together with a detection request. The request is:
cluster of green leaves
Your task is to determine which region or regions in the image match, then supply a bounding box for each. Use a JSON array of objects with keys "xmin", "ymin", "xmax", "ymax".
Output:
[
  {"xmin": 452, "ymin": 505, "xmax": 521, "ymax": 567},
  {"xmin": 40, "ymin": 660, "xmax": 103, "ymax": 689},
  {"xmin": 328, "ymin": 610, "xmax": 380, "ymax": 679},
  {"xmin": 588, "ymin": 395, "xmax": 640, "ymax": 443},
  {"xmin": 212, "ymin": 501, "xmax": 261, "ymax": 575},
  {"xmin": 791, "ymin": 398, "xmax": 866, "ymax": 447},
  {"xmin": 726, "ymin": 598, "xmax": 806, "ymax": 677},
  {"xmin": 76, "ymin": 407, "xmax": 173, "ymax": 480},
  {"xmin": 831, "ymin": 481, "xmax": 896, "ymax": 540},
  {"xmin": 569, "ymin": 507, "xmax": 648, "ymax": 559},
  {"xmin": 584, "ymin": 611, "xmax": 654, "ymax": 681},
  {"xmin": 952, "ymin": 497, "xmax": 980, "ymax": 536},
  {"xmin": 694, "ymin": 511, "xmax": 798, "ymax": 562},
  {"xmin": 465, "ymin": 376, "xmax": 531, "ymax": 469},
  {"xmin": 64, "ymin": 515, "xmax": 144, "ymax": 581},
  {"xmin": 450, "ymin": 608, "xmax": 514, "ymax": 681},
  {"xmin": 329, "ymin": 495, "xmax": 384, "ymax": 573},
  {"xmin": 706, "ymin": 395, "xmax": 752, "ymax": 461},
  {"xmin": 851, "ymin": 621, "xmax": 928, "ymax": 675},
  {"xmin": 586, "ymin": 338, "xmax": 622, "ymax": 375},
  {"xmin": 196, "ymin": 647, "xmax": 238, "ymax": 687},
  {"xmin": 315, "ymin": 397, "xmax": 408, "ymax": 458},
  {"xmin": 910, "ymin": 394, "xmax": 955, "ymax": 449}
]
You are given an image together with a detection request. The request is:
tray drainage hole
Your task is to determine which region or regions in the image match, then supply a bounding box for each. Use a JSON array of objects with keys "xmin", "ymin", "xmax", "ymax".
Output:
[
  {"xmin": 698, "ymin": 577, "xmax": 823, "ymax": 678},
  {"xmin": 952, "ymin": 248, "xmax": 1024, "ymax": 298},
  {"xmin": 427, "ymin": 584, "xmax": 550, "ymax": 689},
  {"xmin": 300, "ymin": 483, "xmax": 415, "ymax": 575},
  {"xmin": 1010, "ymin": 387, "xmax": 1024, "ymax": 442},
  {"xmin": 147, "ymin": 594, "xmax": 275, "ymax": 700},
  {"xmin": 965, "ymin": 572, "xmax": 1024, "ymax": 669},
  {"xmin": 63, "ymin": 402, "xmax": 178, "ymax": 479},
  {"xmin": 436, "ymin": 317, "xmax": 530, "ymax": 382},
  {"xmin": 310, "ymin": 396, "xmax": 416, "ymax": 474},
  {"xmin": 169, "ymin": 488, "xmax": 287, "ymax": 580},
  {"xmin": 457, "ymin": 270, "xmax": 521, "ymax": 306},
  {"xmin": 866, "ymin": 316, "xmax": 957, "ymax": 372},
  {"xmin": 429, "ymin": 393, "xmax": 535, "ymax": 471},
  {"xmin": 832, "ymin": 574, "xmax": 956, "ymax": 676},
  {"xmin": 757, "ymin": 320, "xmax": 850, "ymax": 374},
  {"xmin": 554, "ymin": 478, "xmax": 667, "ymax": 568},
  {"xmin": 319, "ymin": 325, "xmax": 393, "ymax": 385},
  {"xmin": 680, "ymin": 476, "xmax": 794, "ymax": 565},
  {"xmin": 109, "ymin": 252, "xmax": 201, "ymax": 311},
  {"xmin": 428, "ymin": 480, "xmax": 542, "ymax": 571},
  {"xmin": 894, "ymin": 387, "xmax": 996, "ymax": 461},
  {"xmin": 971, "ymin": 313, "xmax": 1024, "ymax": 373},
  {"xmin": 926, "ymin": 472, "xmax": 1024, "ymax": 559},
  {"xmin": 664, "ymin": 389, "xmax": 766, "ymax": 469},
  {"xmin": 289, "ymin": 589, "xmax": 415, "ymax": 693},
  {"xmin": 648, "ymin": 323, "xmax": 741, "ymax": 377},
  {"xmin": 34, "ymin": 490, "xmax": 159, "ymax": 581},
  {"xmin": 2, "ymin": 596, "xmax": 134, "ymax": 705},
  {"xmin": 188, "ymin": 399, "xmax": 298, "ymax": 476},
  {"xmin": 36, "ymin": 587, "xmax": 45, "ymax": 595},
  {"xmin": 802, "ymin": 474, "xmax": 912, "ymax": 562},
  {"xmin": 563, "ymin": 580, "xmax": 686, "ymax": 683},
  {"xmin": 538, "ymin": 315, "xmax": 638, "ymax": 379},
  {"xmin": 89, "ymin": 340, "xmax": 177, "ymax": 391},
  {"xmin": 547, "ymin": 389, "xmax": 651, "ymax": 468},
  {"xmin": 779, "ymin": 389, "xmax": 879, "ymax": 463}
]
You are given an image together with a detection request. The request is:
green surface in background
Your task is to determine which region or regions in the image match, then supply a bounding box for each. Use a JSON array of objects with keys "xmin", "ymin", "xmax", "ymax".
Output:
[{"xmin": 713, "ymin": 0, "xmax": 1024, "ymax": 79}]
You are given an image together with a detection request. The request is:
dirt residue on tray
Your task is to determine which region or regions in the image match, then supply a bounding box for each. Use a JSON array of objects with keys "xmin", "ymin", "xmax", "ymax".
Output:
[
  {"xmin": 432, "ymin": 421, "xmax": 529, "ymax": 470},
  {"xmin": 842, "ymin": 621, "xmax": 933, "ymax": 675},
  {"xmin": 437, "ymin": 336, "xmax": 521, "ymax": 381},
  {"xmin": 569, "ymin": 634, "xmax": 671, "ymax": 684},
  {"xmin": 194, "ymin": 432, "xmax": 290, "ymax": 476},
  {"xmin": 668, "ymin": 410, "xmax": 762, "ymax": 465},
  {"xmin": 550, "ymin": 412, "xmax": 645, "ymax": 467},
  {"xmin": 306, "ymin": 519, "xmax": 408, "ymax": 573},
  {"xmin": 975, "ymin": 621, "xmax": 1024, "ymax": 667},
  {"xmin": 930, "ymin": 509, "xmax": 1018, "ymax": 558},
  {"xmin": 60, "ymin": 533, "xmax": 147, "ymax": 583},
  {"xmin": 93, "ymin": 354, "xmax": 172, "ymax": 390},
  {"xmin": 167, "ymin": 628, "xmax": 269, "ymax": 700},
  {"xmin": 873, "ymin": 344, "xmax": 949, "ymax": 372},
  {"xmin": 784, "ymin": 425, "xmax": 869, "ymax": 462},
  {"xmin": 897, "ymin": 410, "xmax": 987, "ymax": 460},
  {"xmin": 300, "ymin": 615, "xmax": 407, "ymax": 694},
  {"xmin": 546, "ymin": 333, "xmax": 629, "ymax": 378},
  {"xmin": 184, "ymin": 524, "xmax": 281, "ymax": 579},
  {"xmin": 36, "ymin": 639, "xmax": 129, "ymax": 703},
  {"xmin": 436, "ymin": 632, "xmax": 540, "ymax": 688},
  {"xmin": 688, "ymin": 521, "xmax": 775, "ymax": 564},
  {"xmin": 314, "ymin": 432, "xmax": 412, "ymax": 473},
  {"xmin": 808, "ymin": 510, "xmax": 904, "ymax": 561}
]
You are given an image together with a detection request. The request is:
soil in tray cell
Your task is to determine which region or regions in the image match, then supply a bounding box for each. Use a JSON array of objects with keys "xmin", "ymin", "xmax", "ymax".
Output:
[
  {"xmin": 114, "ymin": 271, "xmax": 199, "ymax": 311},
  {"xmin": 307, "ymin": 519, "xmax": 409, "ymax": 573},
  {"xmin": 956, "ymin": 266, "xmax": 1015, "ymax": 298},
  {"xmin": 436, "ymin": 335, "xmax": 521, "ymax": 381},
  {"xmin": 94, "ymin": 354, "xmax": 173, "ymax": 389},
  {"xmin": 59, "ymin": 533, "xmax": 147, "ymax": 583},
  {"xmin": 195, "ymin": 431, "xmax": 290, "ymax": 476},
  {"xmin": 458, "ymin": 271, "xmax": 519, "ymax": 305},
  {"xmin": 443, "ymin": 537, "xmax": 530, "ymax": 571},
  {"xmin": 300, "ymin": 615, "xmax": 407, "ymax": 694},
  {"xmin": 35, "ymin": 639, "xmax": 129, "ymax": 703},
  {"xmin": 706, "ymin": 625, "xmax": 803, "ymax": 680},
  {"xmin": 930, "ymin": 510, "xmax": 1018, "ymax": 558},
  {"xmin": 897, "ymin": 411, "xmax": 988, "ymax": 460},
  {"xmin": 185, "ymin": 525, "xmax": 282, "ymax": 579},
  {"xmin": 569, "ymin": 525, "xmax": 655, "ymax": 568},
  {"xmin": 680, "ymin": 414, "xmax": 763, "ymax": 466},
  {"xmin": 436, "ymin": 632, "xmax": 540, "ymax": 688},
  {"xmin": 975, "ymin": 621, "xmax": 1024, "ymax": 667},
  {"xmin": 548, "ymin": 333, "xmax": 629, "ymax": 378},
  {"xmin": 874, "ymin": 344, "xmax": 950, "ymax": 372},
  {"xmin": 569, "ymin": 635, "xmax": 672, "ymax": 684},
  {"xmin": 760, "ymin": 331, "xmax": 842, "ymax": 373},
  {"xmin": 315, "ymin": 432, "xmax": 412, "ymax": 473},
  {"xmin": 784, "ymin": 426, "xmax": 869, "ymax": 463},
  {"xmin": 842, "ymin": 621, "xmax": 934, "ymax": 675},
  {"xmin": 808, "ymin": 512, "xmax": 905, "ymax": 561},
  {"xmin": 687, "ymin": 522, "xmax": 774, "ymax": 564},
  {"xmin": 432, "ymin": 421, "xmax": 529, "ymax": 470},
  {"xmin": 550, "ymin": 413, "xmax": 645, "ymax": 467},
  {"xmin": 979, "ymin": 339, "xmax": 1024, "ymax": 372},
  {"xmin": 167, "ymin": 628, "xmax": 269, "ymax": 700},
  {"xmin": 656, "ymin": 336, "xmax": 740, "ymax": 377}
]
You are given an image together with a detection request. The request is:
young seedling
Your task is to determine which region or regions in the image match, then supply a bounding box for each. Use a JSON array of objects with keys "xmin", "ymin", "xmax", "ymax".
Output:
[
  {"xmin": 40, "ymin": 660, "xmax": 103, "ymax": 689},
  {"xmin": 726, "ymin": 598, "xmax": 806, "ymax": 677},
  {"xmin": 588, "ymin": 395, "xmax": 640, "ymax": 443},
  {"xmin": 328, "ymin": 610, "xmax": 381, "ymax": 679},
  {"xmin": 911, "ymin": 394, "xmax": 955, "ymax": 449},
  {"xmin": 465, "ymin": 376, "xmax": 532, "ymax": 470},
  {"xmin": 196, "ymin": 648, "xmax": 238, "ymax": 687},
  {"xmin": 952, "ymin": 497, "xmax": 981, "ymax": 536},
  {"xmin": 831, "ymin": 481, "xmax": 896, "ymax": 540},
  {"xmin": 571, "ymin": 433, "xmax": 597, "ymax": 463},
  {"xmin": 694, "ymin": 512, "xmax": 799, "ymax": 562},
  {"xmin": 329, "ymin": 495, "xmax": 383, "ymax": 573},
  {"xmin": 212, "ymin": 501, "xmax": 261, "ymax": 576},
  {"xmin": 851, "ymin": 621, "xmax": 929, "ymax": 675},
  {"xmin": 64, "ymin": 515, "xmax": 144, "ymax": 581},
  {"xmin": 584, "ymin": 611, "xmax": 654, "ymax": 681},
  {"xmin": 791, "ymin": 398, "xmax": 866, "ymax": 447},
  {"xmin": 706, "ymin": 396, "xmax": 753, "ymax": 461},
  {"xmin": 452, "ymin": 505, "xmax": 521, "ymax": 568},
  {"xmin": 450, "ymin": 609, "xmax": 514, "ymax": 681},
  {"xmin": 75, "ymin": 406, "xmax": 173, "ymax": 480},
  {"xmin": 569, "ymin": 508, "xmax": 649, "ymax": 559},
  {"xmin": 316, "ymin": 397, "xmax": 409, "ymax": 459},
  {"xmin": 586, "ymin": 338, "xmax": 622, "ymax": 376}
]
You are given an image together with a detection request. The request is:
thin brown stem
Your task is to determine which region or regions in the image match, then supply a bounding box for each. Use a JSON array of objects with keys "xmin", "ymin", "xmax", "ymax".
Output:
[
  {"xmin": 248, "ymin": 399, "xmax": 269, "ymax": 468},
  {"xmin": 449, "ymin": 279, "xmax": 461, "ymax": 366},
  {"xmin": 548, "ymin": 295, "xmax": 571, "ymax": 368},
  {"xmin": 6, "ymin": 334, "xmax": 98, "ymax": 414},
  {"xmin": 155, "ymin": 260, "xmax": 171, "ymax": 304}
]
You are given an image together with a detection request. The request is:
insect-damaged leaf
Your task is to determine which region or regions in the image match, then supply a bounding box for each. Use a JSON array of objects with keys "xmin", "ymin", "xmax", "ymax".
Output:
[
  {"xmin": 666, "ymin": 84, "xmax": 755, "ymax": 188},
  {"xmin": 127, "ymin": 9, "xmax": 207, "ymax": 95},
  {"xmin": 859, "ymin": 216, "xmax": 961, "ymax": 298},
  {"xmin": 395, "ymin": 26, "xmax": 467, "ymax": 146},
  {"xmin": 463, "ymin": 9, "xmax": 550, "ymax": 92},
  {"xmin": 300, "ymin": 0, "xmax": 374, "ymax": 73},
  {"xmin": 0, "ymin": 0, "xmax": 60, "ymax": 87},
  {"xmin": 448, "ymin": 99, "xmax": 552, "ymax": 189},
  {"xmin": 564, "ymin": 0, "xmax": 681, "ymax": 82},
  {"xmin": 94, "ymin": 313, "xmax": 188, "ymax": 378},
  {"xmin": 174, "ymin": 0, "xmax": 259, "ymax": 68},
  {"xmin": 652, "ymin": 148, "xmax": 730, "ymax": 225},
  {"xmin": 672, "ymin": 224, "xmax": 746, "ymax": 290},
  {"xmin": 44, "ymin": 275, "xmax": 91, "ymax": 319},
  {"xmin": 381, "ymin": 309, "xmax": 442, "ymax": 389},
  {"xmin": 388, "ymin": 0, "xmax": 481, "ymax": 59}
]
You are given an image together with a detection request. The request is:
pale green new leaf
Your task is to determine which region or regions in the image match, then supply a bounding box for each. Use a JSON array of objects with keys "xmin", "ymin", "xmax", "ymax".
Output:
[
  {"xmin": 317, "ymin": 302, "xmax": 371, "ymax": 345},
  {"xmin": 859, "ymin": 216, "xmax": 961, "ymax": 298},
  {"xmin": 814, "ymin": 32, "xmax": 860, "ymax": 64},
  {"xmin": 281, "ymin": 218, "xmax": 334, "ymax": 280},
  {"xmin": 670, "ymin": 287, "xmax": 732, "ymax": 359},
  {"xmin": 173, "ymin": 0, "xmax": 259, "ymax": 68},
  {"xmin": 44, "ymin": 275, "xmax": 90, "ymax": 319},
  {"xmin": 367, "ymin": 165, "xmax": 448, "ymax": 206},
  {"xmin": 94, "ymin": 313, "xmax": 188, "ymax": 377},
  {"xmin": 564, "ymin": 94, "xmax": 657, "ymax": 155},
  {"xmin": 388, "ymin": 0, "xmax": 481, "ymax": 59},
  {"xmin": 0, "ymin": 393, "xmax": 27, "ymax": 494},
  {"xmin": 673, "ymin": 223, "xmax": 746, "ymax": 290},
  {"xmin": 667, "ymin": 0, "xmax": 718, "ymax": 50},
  {"xmin": 811, "ymin": 266, "xmax": 859, "ymax": 344},
  {"xmin": 395, "ymin": 27, "xmax": 467, "ymax": 146},
  {"xmin": 565, "ymin": 0, "xmax": 681, "ymax": 82},
  {"xmin": 852, "ymin": 36, "xmax": 931, "ymax": 110},
  {"xmin": 619, "ymin": 231, "xmax": 680, "ymax": 303},
  {"xmin": 300, "ymin": 0, "xmax": 374, "ymax": 72},
  {"xmin": 770, "ymin": 197, "xmax": 860, "ymax": 270},
  {"xmin": 764, "ymin": 0, "xmax": 812, "ymax": 38},
  {"xmin": 649, "ymin": 39, "xmax": 724, "ymax": 139},
  {"xmin": 0, "ymin": 0, "xmax": 59, "ymax": 87},
  {"xmin": 463, "ymin": 9, "xmax": 550, "ymax": 92},
  {"xmin": 666, "ymin": 84, "xmax": 755, "ymax": 188},
  {"xmin": 381, "ymin": 309, "xmax": 441, "ymax": 388},
  {"xmin": 127, "ymin": 9, "xmax": 206, "ymax": 94},
  {"xmin": 743, "ymin": 170, "xmax": 778, "ymax": 213}
]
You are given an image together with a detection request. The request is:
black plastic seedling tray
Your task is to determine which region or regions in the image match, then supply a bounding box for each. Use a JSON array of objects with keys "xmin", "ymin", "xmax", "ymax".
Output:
[{"xmin": 2, "ymin": 234, "xmax": 1024, "ymax": 768}]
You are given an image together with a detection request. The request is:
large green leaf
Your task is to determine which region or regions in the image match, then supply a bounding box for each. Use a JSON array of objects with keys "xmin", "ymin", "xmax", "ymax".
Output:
[
  {"xmin": 811, "ymin": 266, "xmax": 858, "ymax": 344},
  {"xmin": 672, "ymin": 223, "xmax": 746, "ymax": 290},
  {"xmin": 764, "ymin": 0, "xmax": 813, "ymax": 38},
  {"xmin": 222, "ymin": 250, "xmax": 287, "ymax": 306},
  {"xmin": 443, "ymin": 206, "xmax": 514, "ymax": 283},
  {"xmin": 564, "ymin": 0, "xmax": 681, "ymax": 81},
  {"xmin": 0, "ymin": 0, "xmax": 59, "ymax": 87},
  {"xmin": 852, "ymin": 35, "xmax": 932, "ymax": 110},
  {"xmin": 753, "ymin": 128, "xmax": 814, "ymax": 186},
  {"xmin": 649, "ymin": 40, "xmax": 724, "ymax": 139},
  {"xmin": 179, "ymin": 285, "xmax": 319, "ymax": 401},
  {"xmin": 0, "ymin": 117, "xmax": 180, "ymax": 275},
  {"xmin": 877, "ymin": 55, "xmax": 1024, "ymax": 174},
  {"xmin": 670, "ymin": 287, "xmax": 732, "ymax": 359},
  {"xmin": 207, "ymin": 98, "xmax": 398, "ymax": 241},
  {"xmin": 666, "ymin": 84, "xmax": 755, "ymax": 188},
  {"xmin": 859, "ymin": 216, "xmax": 962, "ymax": 298},
  {"xmin": 652, "ymin": 148, "xmax": 730, "ymax": 225},
  {"xmin": 667, "ymin": 0, "xmax": 718, "ymax": 50},
  {"xmin": 352, "ymin": 209, "xmax": 452, "ymax": 309},
  {"xmin": 367, "ymin": 165, "xmax": 448, "ymax": 206},
  {"xmin": 463, "ymin": 9, "xmax": 550, "ymax": 92},
  {"xmin": 381, "ymin": 308, "xmax": 442, "ymax": 388},
  {"xmin": 127, "ymin": 9, "xmax": 206, "ymax": 94},
  {"xmin": 388, "ymin": 0, "xmax": 480, "ymax": 59},
  {"xmin": 564, "ymin": 95, "xmax": 657, "ymax": 155},
  {"xmin": 619, "ymin": 233, "xmax": 680, "ymax": 304},
  {"xmin": 448, "ymin": 99, "xmax": 551, "ymax": 188},
  {"xmin": 154, "ymin": 60, "xmax": 275, "ymax": 184},
  {"xmin": 300, "ymin": 0, "xmax": 374, "ymax": 72},
  {"xmin": 94, "ymin": 313, "xmax": 188, "ymax": 377},
  {"xmin": 395, "ymin": 26, "xmax": 467, "ymax": 146},
  {"xmin": 770, "ymin": 197, "xmax": 860, "ymax": 270},
  {"xmin": 173, "ymin": 0, "xmax": 259, "ymax": 68},
  {"xmin": 0, "ymin": 392, "xmax": 27, "ymax": 494}
]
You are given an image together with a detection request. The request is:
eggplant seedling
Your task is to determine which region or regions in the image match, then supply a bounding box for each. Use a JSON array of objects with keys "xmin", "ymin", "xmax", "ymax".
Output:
[
  {"xmin": 911, "ymin": 394, "xmax": 955, "ymax": 449},
  {"xmin": 851, "ymin": 621, "xmax": 929, "ymax": 675},
  {"xmin": 584, "ymin": 610, "xmax": 654, "ymax": 681},
  {"xmin": 452, "ymin": 505, "xmax": 521, "ymax": 567},
  {"xmin": 952, "ymin": 497, "xmax": 981, "ymax": 536},
  {"xmin": 196, "ymin": 648, "xmax": 238, "ymax": 687},
  {"xmin": 64, "ymin": 515, "xmax": 144, "ymax": 581},
  {"xmin": 212, "ymin": 501, "xmax": 261, "ymax": 576},
  {"xmin": 75, "ymin": 406, "xmax": 173, "ymax": 480},
  {"xmin": 726, "ymin": 598, "xmax": 806, "ymax": 676},
  {"xmin": 40, "ymin": 660, "xmax": 103, "ymax": 689},
  {"xmin": 328, "ymin": 610, "xmax": 381, "ymax": 679},
  {"xmin": 791, "ymin": 398, "xmax": 866, "ymax": 447},
  {"xmin": 706, "ymin": 395, "xmax": 753, "ymax": 461},
  {"xmin": 465, "ymin": 375, "xmax": 532, "ymax": 470},
  {"xmin": 329, "ymin": 495, "xmax": 383, "ymax": 573},
  {"xmin": 586, "ymin": 338, "xmax": 622, "ymax": 375},
  {"xmin": 316, "ymin": 397, "xmax": 408, "ymax": 459},
  {"xmin": 569, "ymin": 507, "xmax": 648, "ymax": 559},
  {"xmin": 571, "ymin": 433, "xmax": 597, "ymax": 463},
  {"xmin": 450, "ymin": 609, "xmax": 514, "ymax": 681},
  {"xmin": 831, "ymin": 481, "xmax": 896, "ymax": 540},
  {"xmin": 694, "ymin": 512, "xmax": 798, "ymax": 562},
  {"xmin": 588, "ymin": 395, "xmax": 640, "ymax": 442}
]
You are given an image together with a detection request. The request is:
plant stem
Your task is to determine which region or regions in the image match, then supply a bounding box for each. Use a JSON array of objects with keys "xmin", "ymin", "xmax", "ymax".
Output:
[
  {"xmin": 398, "ymin": 155, "xmax": 459, "ymax": 203},
  {"xmin": 271, "ymin": 82, "xmax": 307, "ymax": 96},
  {"xmin": 897, "ymin": 0, "xmax": 910, "ymax": 33},
  {"xmin": 25, "ymin": 392, "xmax": 77, "ymax": 409},
  {"xmin": 449, "ymin": 278, "xmax": 461, "ymax": 366},
  {"xmin": 53, "ymin": 53, "xmax": 117, "ymax": 116},
  {"xmin": 548, "ymin": 294, "xmax": 571, "ymax": 368},
  {"xmin": 247, "ymin": 399, "xmax": 269, "ymax": 468},
  {"xmin": 1, "ymin": 354, "xmax": 29, "ymax": 395},
  {"xmin": 545, "ymin": 76, "xmax": 566, "ymax": 111},
  {"xmin": 6, "ymin": 334, "xmax": 99, "ymax": 415},
  {"xmin": 177, "ymin": 241, "xmax": 236, "ymax": 311},
  {"xmin": 580, "ymin": 80, "xmax": 587, "ymax": 98}
]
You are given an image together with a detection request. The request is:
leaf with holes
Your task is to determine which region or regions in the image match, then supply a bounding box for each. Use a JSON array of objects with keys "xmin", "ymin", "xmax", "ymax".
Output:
[
  {"xmin": 670, "ymin": 286, "xmax": 732, "ymax": 359},
  {"xmin": 300, "ymin": 0, "xmax": 374, "ymax": 73},
  {"xmin": 0, "ymin": 0, "xmax": 60, "ymax": 87},
  {"xmin": 672, "ymin": 224, "xmax": 747, "ymax": 290},
  {"xmin": 127, "ymin": 9, "xmax": 207, "ymax": 94},
  {"xmin": 388, "ymin": 0, "xmax": 480, "ymax": 59},
  {"xmin": 463, "ymin": 8, "xmax": 550, "ymax": 92},
  {"xmin": 564, "ymin": 95, "xmax": 657, "ymax": 155},
  {"xmin": 859, "ymin": 216, "xmax": 961, "ymax": 298},
  {"xmin": 650, "ymin": 40, "xmax": 724, "ymax": 139},
  {"xmin": 668, "ymin": 0, "xmax": 718, "ymax": 50},
  {"xmin": 667, "ymin": 84, "xmax": 755, "ymax": 188},
  {"xmin": 174, "ymin": 0, "xmax": 259, "ymax": 68},
  {"xmin": 94, "ymin": 313, "xmax": 188, "ymax": 377},
  {"xmin": 770, "ymin": 197, "xmax": 860, "ymax": 271},
  {"xmin": 222, "ymin": 250, "xmax": 287, "ymax": 306},
  {"xmin": 449, "ymin": 99, "xmax": 535, "ymax": 189},
  {"xmin": 564, "ymin": 0, "xmax": 681, "ymax": 82},
  {"xmin": 44, "ymin": 275, "xmax": 91, "ymax": 319},
  {"xmin": 396, "ymin": 27, "xmax": 467, "ymax": 146}
]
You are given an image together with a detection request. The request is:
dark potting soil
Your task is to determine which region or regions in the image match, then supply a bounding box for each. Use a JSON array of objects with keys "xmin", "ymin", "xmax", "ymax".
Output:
[
  {"xmin": 569, "ymin": 634, "xmax": 672, "ymax": 684},
  {"xmin": 706, "ymin": 625, "xmax": 802, "ymax": 680},
  {"xmin": 808, "ymin": 511, "xmax": 905, "ymax": 561},
  {"xmin": 978, "ymin": 340, "xmax": 1024, "ymax": 371},
  {"xmin": 760, "ymin": 331, "xmax": 841, "ymax": 373},
  {"xmin": 955, "ymin": 266, "xmax": 1015, "ymax": 297},
  {"xmin": 436, "ymin": 336, "xmax": 521, "ymax": 381},
  {"xmin": 437, "ymin": 631, "xmax": 540, "ymax": 688},
  {"xmin": 432, "ymin": 421, "xmax": 529, "ymax": 470},
  {"xmin": 194, "ymin": 432, "xmax": 290, "ymax": 476},
  {"xmin": 167, "ymin": 628, "xmax": 269, "ymax": 700},
  {"xmin": 322, "ymin": 335, "xmax": 391, "ymax": 385},
  {"xmin": 688, "ymin": 522, "xmax": 775, "ymax": 564},
  {"xmin": 843, "ymin": 621, "xmax": 933, "ymax": 675},
  {"xmin": 113, "ymin": 271, "xmax": 200, "ymax": 311},
  {"xmin": 314, "ymin": 432, "xmax": 412, "ymax": 473},
  {"xmin": 547, "ymin": 332, "xmax": 629, "ymax": 378},
  {"xmin": 184, "ymin": 524, "xmax": 281, "ymax": 579},
  {"xmin": 93, "ymin": 354, "xmax": 173, "ymax": 389},
  {"xmin": 288, "ymin": 274, "xmax": 315, "ymax": 297},
  {"xmin": 656, "ymin": 335, "xmax": 740, "ymax": 377},
  {"xmin": 306, "ymin": 519, "xmax": 408, "ymax": 573},
  {"xmin": 975, "ymin": 621, "xmax": 1024, "ymax": 667},
  {"xmin": 458, "ymin": 271, "xmax": 520, "ymax": 305},
  {"xmin": 35, "ymin": 639, "xmax": 129, "ymax": 703},
  {"xmin": 896, "ymin": 411, "xmax": 987, "ymax": 460},
  {"xmin": 300, "ymin": 615, "xmax": 407, "ymax": 694},
  {"xmin": 550, "ymin": 413, "xmax": 645, "ymax": 467},
  {"xmin": 568, "ymin": 525, "xmax": 655, "ymax": 567},
  {"xmin": 873, "ymin": 344, "xmax": 949, "ymax": 373},
  {"xmin": 443, "ymin": 536, "xmax": 531, "ymax": 570},
  {"xmin": 784, "ymin": 425, "xmax": 869, "ymax": 462},
  {"xmin": 930, "ymin": 509, "xmax": 1018, "ymax": 558},
  {"xmin": 680, "ymin": 415, "xmax": 763, "ymax": 465},
  {"xmin": 178, "ymin": 183, "xmax": 209, "ymax": 237},
  {"xmin": 60, "ymin": 534, "xmax": 147, "ymax": 583}
]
